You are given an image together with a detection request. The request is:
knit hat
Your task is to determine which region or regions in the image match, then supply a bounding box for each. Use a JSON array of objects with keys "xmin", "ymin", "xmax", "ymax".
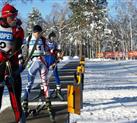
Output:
[
  {"xmin": 33, "ymin": 25, "xmax": 42, "ymax": 32},
  {"xmin": 48, "ymin": 31, "xmax": 56, "ymax": 39},
  {"xmin": 1, "ymin": 4, "xmax": 18, "ymax": 18}
]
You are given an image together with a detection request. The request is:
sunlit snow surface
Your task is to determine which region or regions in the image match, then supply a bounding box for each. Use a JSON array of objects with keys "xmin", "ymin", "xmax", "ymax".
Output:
[
  {"xmin": 2, "ymin": 58, "xmax": 137, "ymax": 123},
  {"xmin": 70, "ymin": 59, "xmax": 137, "ymax": 123},
  {"xmin": 0, "ymin": 56, "xmax": 72, "ymax": 112}
]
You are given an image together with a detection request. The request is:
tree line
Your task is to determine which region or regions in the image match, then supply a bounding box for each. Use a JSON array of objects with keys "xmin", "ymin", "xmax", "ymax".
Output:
[{"xmin": 1, "ymin": 0, "xmax": 137, "ymax": 59}]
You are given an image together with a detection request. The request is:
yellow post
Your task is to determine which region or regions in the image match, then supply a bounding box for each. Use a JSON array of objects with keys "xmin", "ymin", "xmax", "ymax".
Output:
[
  {"xmin": 79, "ymin": 56, "xmax": 85, "ymax": 108},
  {"xmin": 67, "ymin": 57, "xmax": 85, "ymax": 115},
  {"xmin": 67, "ymin": 85, "xmax": 81, "ymax": 115},
  {"xmin": 80, "ymin": 64, "xmax": 85, "ymax": 73},
  {"xmin": 80, "ymin": 56, "xmax": 85, "ymax": 65},
  {"xmin": 75, "ymin": 66, "xmax": 82, "ymax": 84},
  {"xmin": 80, "ymin": 56, "xmax": 85, "ymax": 74}
]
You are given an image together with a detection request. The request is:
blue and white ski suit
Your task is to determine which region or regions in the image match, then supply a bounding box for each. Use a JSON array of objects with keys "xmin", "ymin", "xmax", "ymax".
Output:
[
  {"xmin": 23, "ymin": 35, "xmax": 49, "ymax": 100},
  {"xmin": 44, "ymin": 40, "xmax": 60, "ymax": 86}
]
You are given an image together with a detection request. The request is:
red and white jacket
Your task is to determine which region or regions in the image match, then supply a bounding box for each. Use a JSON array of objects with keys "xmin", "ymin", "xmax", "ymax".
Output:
[{"xmin": 0, "ymin": 18, "xmax": 24, "ymax": 67}]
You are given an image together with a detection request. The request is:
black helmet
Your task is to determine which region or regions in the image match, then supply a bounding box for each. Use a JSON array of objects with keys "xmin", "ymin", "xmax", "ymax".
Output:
[
  {"xmin": 48, "ymin": 31, "xmax": 56, "ymax": 39},
  {"xmin": 33, "ymin": 25, "xmax": 42, "ymax": 33}
]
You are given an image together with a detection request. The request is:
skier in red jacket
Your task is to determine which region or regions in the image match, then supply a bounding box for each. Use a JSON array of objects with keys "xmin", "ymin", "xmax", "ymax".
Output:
[{"xmin": 0, "ymin": 3, "xmax": 25, "ymax": 123}]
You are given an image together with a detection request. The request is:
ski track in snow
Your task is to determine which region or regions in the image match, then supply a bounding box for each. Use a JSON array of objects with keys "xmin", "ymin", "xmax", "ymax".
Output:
[
  {"xmin": 0, "ymin": 59, "xmax": 70, "ymax": 112},
  {"xmin": 2, "ymin": 58, "xmax": 137, "ymax": 123},
  {"xmin": 70, "ymin": 59, "xmax": 137, "ymax": 123}
]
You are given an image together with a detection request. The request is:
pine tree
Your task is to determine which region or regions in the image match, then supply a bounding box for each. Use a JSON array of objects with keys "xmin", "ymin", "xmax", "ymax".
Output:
[
  {"xmin": 26, "ymin": 8, "xmax": 45, "ymax": 35},
  {"xmin": 68, "ymin": 0, "xmax": 108, "ymax": 58}
]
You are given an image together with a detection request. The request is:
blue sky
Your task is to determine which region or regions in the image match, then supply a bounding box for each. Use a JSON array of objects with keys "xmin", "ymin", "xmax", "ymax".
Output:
[
  {"xmin": 0, "ymin": 0, "xmax": 116, "ymax": 19},
  {"xmin": 107, "ymin": 0, "xmax": 118, "ymax": 18}
]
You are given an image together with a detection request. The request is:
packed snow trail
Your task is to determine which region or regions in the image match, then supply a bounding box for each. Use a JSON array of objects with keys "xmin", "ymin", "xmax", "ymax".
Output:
[
  {"xmin": 70, "ymin": 59, "xmax": 137, "ymax": 123},
  {"xmin": 0, "ymin": 58, "xmax": 80, "ymax": 123}
]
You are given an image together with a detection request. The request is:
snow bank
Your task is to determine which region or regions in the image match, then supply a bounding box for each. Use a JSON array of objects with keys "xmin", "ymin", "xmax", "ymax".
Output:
[
  {"xmin": 62, "ymin": 56, "xmax": 73, "ymax": 61},
  {"xmin": 88, "ymin": 58, "xmax": 112, "ymax": 61},
  {"xmin": 73, "ymin": 56, "xmax": 80, "ymax": 60}
]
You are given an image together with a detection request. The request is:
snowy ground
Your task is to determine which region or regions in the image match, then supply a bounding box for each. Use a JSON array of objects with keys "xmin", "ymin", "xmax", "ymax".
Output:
[
  {"xmin": 2, "ymin": 58, "xmax": 137, "ymax": 123},
  {"xmin": 70, "ymin": 59, "xmax": 137, "ymax": 123},
  {"xmin": 0, "ymin": 56, "xmax": 76, "ymax": 112}
]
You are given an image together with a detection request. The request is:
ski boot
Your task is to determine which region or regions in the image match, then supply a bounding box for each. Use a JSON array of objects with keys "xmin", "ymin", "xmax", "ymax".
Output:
[
  {"xmin": 22, "ymin": 99, "xmax": 29, "ymax": 117},
  {"xmin": 45, "ymin": 97, "xmax": 55, "ymax": 123},
  {"xmin": 55, "ymin": 85, "xmax": 64, "ymax": 101}
]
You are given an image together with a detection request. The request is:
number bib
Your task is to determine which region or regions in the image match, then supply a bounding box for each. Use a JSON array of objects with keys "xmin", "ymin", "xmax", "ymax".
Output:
[
  {"xmin": 0, "ymin": 26, "xmax": 13, "ymax": 52},
  {"xmin": 28, "ymin": 35, "xmax": 45, "ymax": 56}
]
